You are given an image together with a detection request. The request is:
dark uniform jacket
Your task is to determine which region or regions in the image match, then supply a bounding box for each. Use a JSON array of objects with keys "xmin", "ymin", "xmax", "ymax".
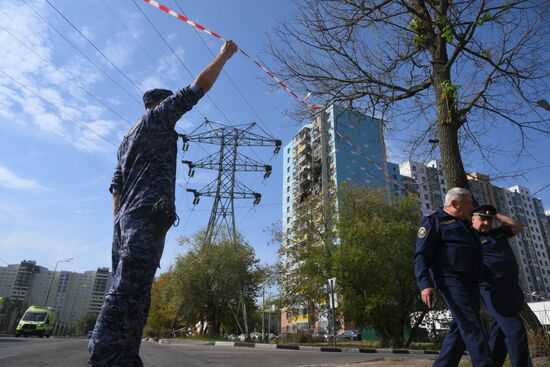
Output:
[
  {"xmin": 109, "ymin": 85, "xmax": 204, "ymax": 222},
  {"xmin": 414, "ymin": 208, "xmax": 483, "ymax": 290},
  {"xmin": 477, "ymin": 226, "xmax": 519, "ymax": 282}
]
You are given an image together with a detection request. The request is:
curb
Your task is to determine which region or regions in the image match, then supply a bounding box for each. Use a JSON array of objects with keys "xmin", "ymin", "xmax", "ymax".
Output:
[{"xmin": 157, "ymin": 339, "xmax": 440, "ymax": 355}]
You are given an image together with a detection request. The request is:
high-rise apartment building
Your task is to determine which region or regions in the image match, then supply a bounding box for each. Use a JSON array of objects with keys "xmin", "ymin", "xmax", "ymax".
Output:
[
  {"xmin": 282, "ymin": 105, "xmax": 388, "ymax": 238},
  {"xmin": 281, "ymin": 105, "xmax": 390, "ymax": 332},
  {"xmin": 491, "ymin": 185, "xmax": 550, "ymax": 300},
  {"xmin": 399, "ymin": 160, "xmax": 447, "ymax": 213}
]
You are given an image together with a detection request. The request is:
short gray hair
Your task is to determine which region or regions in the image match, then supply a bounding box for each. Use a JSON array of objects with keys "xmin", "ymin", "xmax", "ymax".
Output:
[{"xmin": 444, "ymin": 187, "xmax": 471, "ymax": 207}]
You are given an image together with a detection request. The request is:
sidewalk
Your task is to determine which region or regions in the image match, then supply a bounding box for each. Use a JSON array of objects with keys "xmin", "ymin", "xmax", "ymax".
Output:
[
  {"xmin": 302, "ymin": 359, "xmax": 435, "ymax": 367},
  {"xmin": 305, "ymin": 357, "xmax": 550, "ymax": 367},
  {"xmin": 157, "ymin": 338, "xmax": 440, "ymax": 355},
  {"xmin": 155, "ymin": 339, "xmax": 550, "ymax": 367}
]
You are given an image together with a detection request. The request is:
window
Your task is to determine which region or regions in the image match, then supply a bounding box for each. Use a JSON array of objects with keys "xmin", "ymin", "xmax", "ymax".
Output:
[{"xmin": 287, "ymin": 196, "xmax": 290, "ymax": 203}]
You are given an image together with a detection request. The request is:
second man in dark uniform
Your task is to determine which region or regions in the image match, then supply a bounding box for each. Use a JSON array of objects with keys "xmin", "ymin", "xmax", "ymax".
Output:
[{"xmin": 472, "ymin": 205, "xmax": 532, "ymax": 367}]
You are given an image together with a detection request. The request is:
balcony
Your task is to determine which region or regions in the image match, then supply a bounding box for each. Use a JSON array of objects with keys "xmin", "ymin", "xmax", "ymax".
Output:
[{"xmin": 298, "ymin": 143, "xmax": 311, "ymax": 154}]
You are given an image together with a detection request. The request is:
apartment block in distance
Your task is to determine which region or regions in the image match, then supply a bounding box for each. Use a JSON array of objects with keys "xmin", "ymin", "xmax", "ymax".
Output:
[{"xmin": 0, "ymin": 261, "xmax": 112, "ymax": 333}]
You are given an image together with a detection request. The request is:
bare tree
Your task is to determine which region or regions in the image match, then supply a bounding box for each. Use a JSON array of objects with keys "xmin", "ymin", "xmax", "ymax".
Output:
[{"xmin": 268, "ymin": 0, "xmax": 550, "ymax": 188}]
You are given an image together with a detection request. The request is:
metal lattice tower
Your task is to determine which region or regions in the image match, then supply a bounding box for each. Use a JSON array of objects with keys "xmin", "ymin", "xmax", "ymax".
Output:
[{"xmin": 181, "ymin": 119, "xmax": 281, "ymax": 244}]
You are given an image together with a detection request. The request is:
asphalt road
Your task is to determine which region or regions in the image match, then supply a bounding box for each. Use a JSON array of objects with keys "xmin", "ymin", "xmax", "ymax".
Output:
[{"xmin": 0, "ymin": 337, "xmax": 435, "ymax": 366}]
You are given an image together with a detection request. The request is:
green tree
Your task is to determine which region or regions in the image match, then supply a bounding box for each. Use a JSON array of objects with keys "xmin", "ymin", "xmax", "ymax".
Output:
[
  {"xmin": 169, "ymin": 230, "xmax": 265, "ymax": 336},
  {"xmin": 334, "ymin": 186, "xmax": 423, "ymax": 347},
  {"xmin": 275, "ymin": 194, "xmax": 337, "ymax": 329},
  {"xmin": 75, "ymin": 313, "xmax": 98, "ymax": 336},
  {"xmin": 268, "ymin": 0, "xmax": 550, "ymax": 189},
  {"xmin": 144, "ymin": 271, "xmax": 179, "ymax": 338}
]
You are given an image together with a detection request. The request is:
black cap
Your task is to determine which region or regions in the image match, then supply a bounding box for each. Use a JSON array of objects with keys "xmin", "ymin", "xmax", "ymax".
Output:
[
  {"xmin": 472, "ymin": 205, "xmax": 497, "ymax": 217},
  {"xmin": 143, "ymin": 88, "xmax": 173, "ymax": 109}
]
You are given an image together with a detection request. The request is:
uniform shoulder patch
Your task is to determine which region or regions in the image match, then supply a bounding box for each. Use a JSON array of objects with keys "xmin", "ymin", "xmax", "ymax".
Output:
[{"xmin": 418, "ymin": 227, "xmax": 427, "ymax": 239}]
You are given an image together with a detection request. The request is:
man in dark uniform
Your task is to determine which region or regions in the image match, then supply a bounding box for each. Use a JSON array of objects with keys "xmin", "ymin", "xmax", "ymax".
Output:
[
  {"xmin": 472, "ymin": 205, "xmax": 532, "ymax": 367},
  {"xmin": 414, "ymin": 187, "xmax": 493, "ymax": 367},
  {"xmin": 88, "ymin": 40, "xmax": 238, "ymax": 367}
]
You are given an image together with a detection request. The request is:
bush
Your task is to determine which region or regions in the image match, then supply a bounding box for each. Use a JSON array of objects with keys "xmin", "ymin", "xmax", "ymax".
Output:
[
  {"xmin": 528, "ymin": 330, "xmax": 550, "ymax": 357},
  {"xmin": 143, "ymin": 323, "xmax": 169, "ymax": 339},
  {"xmin": 279, "ymin": 332, "xmax": 315, "ymax": 344}
]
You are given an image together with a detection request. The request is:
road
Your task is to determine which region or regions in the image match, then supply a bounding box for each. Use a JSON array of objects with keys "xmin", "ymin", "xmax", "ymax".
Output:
[{"xmin": 0, "ymin": 337, "xmax": 436, "ymax": 366}]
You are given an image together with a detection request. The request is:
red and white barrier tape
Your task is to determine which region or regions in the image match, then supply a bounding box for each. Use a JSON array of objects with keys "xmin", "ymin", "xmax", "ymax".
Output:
[{"xmin": 143, "ymin": 0, "xmax": 322, "ymax": 110}]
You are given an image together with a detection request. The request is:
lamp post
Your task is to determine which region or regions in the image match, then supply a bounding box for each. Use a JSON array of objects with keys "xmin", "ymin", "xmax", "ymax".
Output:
[{"xmin": 45, "ymin": 257, "xmax": 73, "ymax": 306}]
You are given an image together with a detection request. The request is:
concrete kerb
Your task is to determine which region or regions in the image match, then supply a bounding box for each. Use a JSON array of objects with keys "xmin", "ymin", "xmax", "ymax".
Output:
[
  {"xmin": 255, "ymin": 343, "xmax": 277, "ymax": 349},
  {"xmin": 157, "ymin": 339, "xmax": 440, "ymax": 355}
]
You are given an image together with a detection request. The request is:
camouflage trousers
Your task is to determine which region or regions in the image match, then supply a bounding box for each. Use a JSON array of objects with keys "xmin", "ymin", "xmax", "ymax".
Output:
[{"xmin": 88, "ymin": 207, "xmax": 168, "ymax": 367}]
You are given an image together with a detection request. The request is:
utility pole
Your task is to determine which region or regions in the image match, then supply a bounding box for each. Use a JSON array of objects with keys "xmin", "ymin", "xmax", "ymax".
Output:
[
  {"xmin": 262, "ymin": 286, "xmax": 265, "ymax": 341},
  {"xmin": 328, "ymin": 277, "xmax": 337, "ymax": 347},
  {"xmin": 45, "ymin": 257, "xmax": 73, "ymax": 306}
]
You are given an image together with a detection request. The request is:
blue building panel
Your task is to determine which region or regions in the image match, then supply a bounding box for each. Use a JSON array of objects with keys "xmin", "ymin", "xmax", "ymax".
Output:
[{"xmin": 328, "ymin": 105, "xmax": 387, "ymax": 190}]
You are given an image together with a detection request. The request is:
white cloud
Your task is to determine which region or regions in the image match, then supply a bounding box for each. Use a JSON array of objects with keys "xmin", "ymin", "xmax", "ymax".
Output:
[
  {"xmin": 73, "ymin": 119, "xmax": 117, "ymax": 153},
  {"xmin": 0, "ymin": 164, "xmax": 46, "ymax": 191},
  {"xmin": 0, "ymin": 1, "xmax": 138, "ymax": 154},
  {"xmin": 139, "ymin": 75, "xmax": 166, "ymax": 92}
]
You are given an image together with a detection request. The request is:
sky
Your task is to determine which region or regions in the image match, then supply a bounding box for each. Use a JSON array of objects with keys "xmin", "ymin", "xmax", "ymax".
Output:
[{"xmin": 1, "ymin": 0, "xmax": 549, "ymax": 275}]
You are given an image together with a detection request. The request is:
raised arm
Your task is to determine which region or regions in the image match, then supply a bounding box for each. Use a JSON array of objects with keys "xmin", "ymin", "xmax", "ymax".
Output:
[
  {"xmin": 496, "ymin": 213, "xmax": 524, "ymax": 235},
  {"xmin": 194, "ymin": 40, "xmax": 238, "ymax": 94}
]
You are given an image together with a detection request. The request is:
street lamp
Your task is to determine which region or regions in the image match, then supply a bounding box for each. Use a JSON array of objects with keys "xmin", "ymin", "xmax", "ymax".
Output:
[{"xmin": 45, "ymin": 257, "xmax": 73, "ymax": 306}]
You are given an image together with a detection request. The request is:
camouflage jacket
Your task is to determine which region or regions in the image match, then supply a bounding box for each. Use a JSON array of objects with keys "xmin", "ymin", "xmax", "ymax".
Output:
[{"xmin": 109, "ymin": 85, "xmax": 203, "ymax": 221}]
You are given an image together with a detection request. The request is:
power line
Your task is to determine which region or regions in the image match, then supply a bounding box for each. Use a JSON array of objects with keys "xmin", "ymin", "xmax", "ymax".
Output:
[
  {"xmin": 533, "ymin": 182, "xmax": 550, "ymax": 197},
  {"xmin": 127, "ymin": 0, "xmax": 229, "ymax": 161},
  {"xmin": 171, "ymin": 0, "xmax": 275, "ymax": 138},
  {"xmin": 100, "ymin": 0, "xmax": 159, "ymax": 64},
  {"xmin": 1, "ymin": 70, "xmax": 118, "ymax": 148},
  {"xmin": 131, "ymin": 0, "xmax": 231, "ymax": 124},
  {"xmin": 97, "ymin": 1, "xmax": 212, "ymax": 165},
  {"xmin": 45, "ymin": 0, "xmax": 144, "ymax": 95},
  {"xmin": 167, "ymin": 1, "xmax": 271, "ymax": 165},
  {"xmin": 0, "ymin": 22, "xmax": 133, "ymax": 127},
  {"xmin": 21, "ymin": 0, "xmax": 142, "ymax": 107}
]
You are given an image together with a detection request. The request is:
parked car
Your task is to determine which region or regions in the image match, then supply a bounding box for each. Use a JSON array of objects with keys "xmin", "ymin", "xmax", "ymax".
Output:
[
  {"xmin": 237, "ymin": 333, "xmax": 247, "ymax": 341},
  {"xmin": 337, "ymin": 330, "xmax": 360, "ymax": 341},
  {"xmin": 249, "ymin": 332, "xmax": 262, "ymax": 341},
  {"xmin": 313, "ymin": 331, "xmax": 339, "ymax": 341},
  {"xmin": 312, "ymin": 331, "xmax": 327, "ymax": 340},
  {"xmin": 225, "ymin": 333, "xmax": 237, "ymax": 341}
]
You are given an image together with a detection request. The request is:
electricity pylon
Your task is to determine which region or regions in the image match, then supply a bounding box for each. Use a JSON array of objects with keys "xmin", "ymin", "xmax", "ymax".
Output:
[{"xmin": 181, "ymin": 119, "xmax": 281, "ymax": 245}]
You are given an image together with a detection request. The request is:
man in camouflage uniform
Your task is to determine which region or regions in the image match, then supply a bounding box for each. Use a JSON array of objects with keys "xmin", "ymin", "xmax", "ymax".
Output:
[{"xmin": 88, "ymin": 40, "xmax": 238, "ymax": 367}]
